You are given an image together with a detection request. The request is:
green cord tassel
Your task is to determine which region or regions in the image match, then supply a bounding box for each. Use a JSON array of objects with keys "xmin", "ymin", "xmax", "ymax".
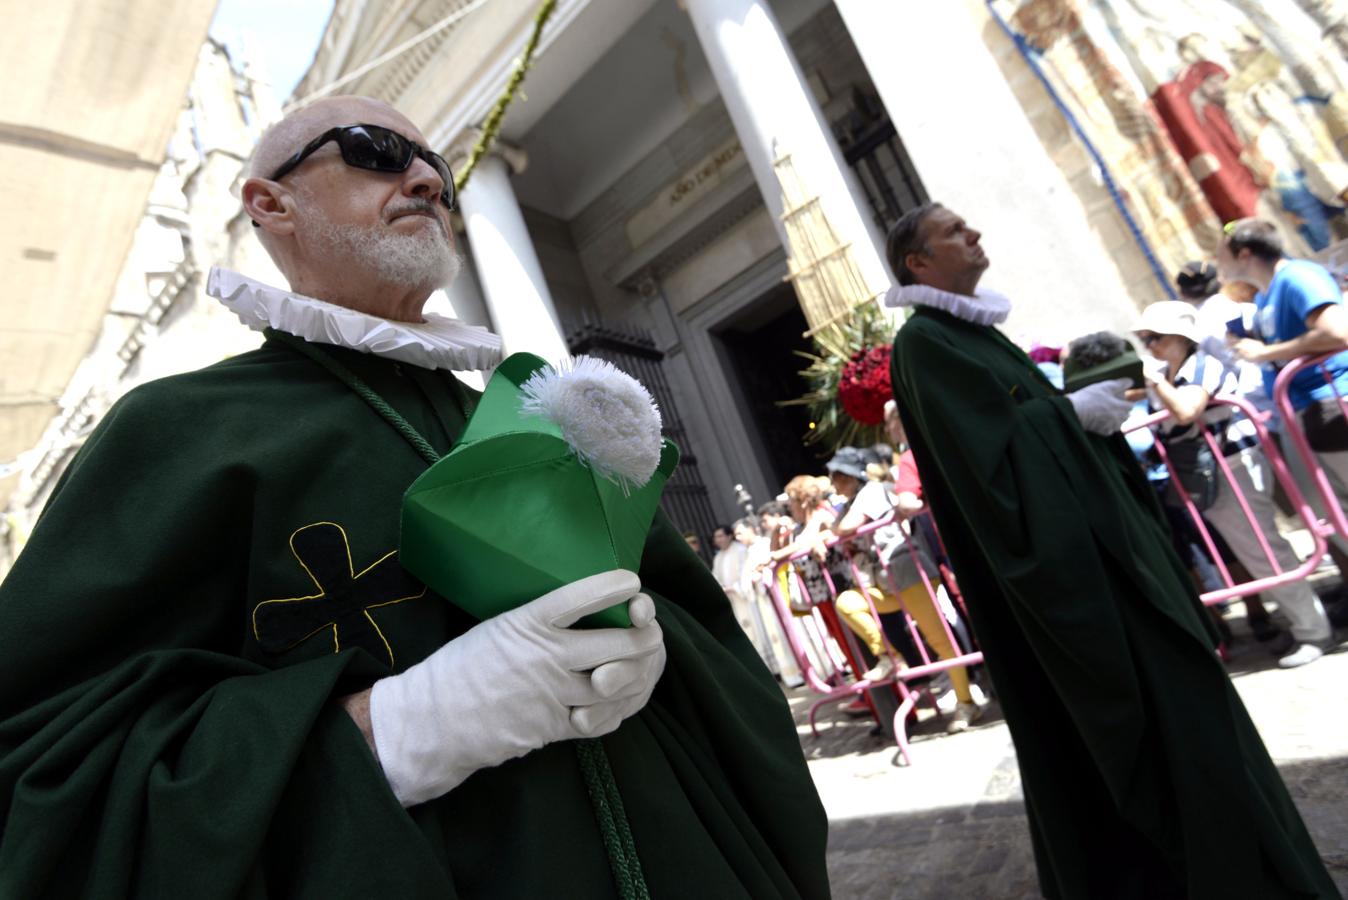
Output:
[{"xmin": 576, "ymin": 738, "xmax": 651, "ymax": 900}]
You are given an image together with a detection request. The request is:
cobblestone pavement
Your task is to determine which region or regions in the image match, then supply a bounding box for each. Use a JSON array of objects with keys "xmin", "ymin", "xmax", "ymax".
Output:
[{"xmin": 791, "ymin": 611, "xmax": 1348, "ymax": 899}]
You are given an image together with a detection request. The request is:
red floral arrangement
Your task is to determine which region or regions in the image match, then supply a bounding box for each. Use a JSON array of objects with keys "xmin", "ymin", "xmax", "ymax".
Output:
[{"xmin": 837, "ymin": 345, "xmax": 892, "ymax": 425}]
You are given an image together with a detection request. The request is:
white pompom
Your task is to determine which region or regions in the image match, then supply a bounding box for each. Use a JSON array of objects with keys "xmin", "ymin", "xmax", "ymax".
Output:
[{"xmin": 519, "ymin": 356, "xmax": 664, "ymax": 491}]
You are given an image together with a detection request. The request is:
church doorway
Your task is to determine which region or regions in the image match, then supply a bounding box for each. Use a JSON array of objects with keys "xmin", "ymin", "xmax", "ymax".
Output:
[{"xmin": 712, "ymin": 283, "xmax": 825, "ymax": 500}]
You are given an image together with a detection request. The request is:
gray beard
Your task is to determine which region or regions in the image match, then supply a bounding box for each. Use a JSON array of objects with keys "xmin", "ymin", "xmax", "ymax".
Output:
[{"xmin": 311, "ymin": 218, "xmax": 461, "ymax": 292}]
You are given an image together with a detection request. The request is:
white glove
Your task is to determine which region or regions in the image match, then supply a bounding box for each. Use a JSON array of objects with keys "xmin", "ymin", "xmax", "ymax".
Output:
[
  {"xmin": 1066, "ymin": 377, "xmax": 1134, "ymax": 435},
  {"xmin": 370, "ymin": 569, "xmax": 665, "ymax": 806}
]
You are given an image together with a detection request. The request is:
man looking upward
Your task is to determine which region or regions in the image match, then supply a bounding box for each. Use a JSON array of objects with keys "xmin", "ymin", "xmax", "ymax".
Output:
[{"xmin": 886, "ymin": 202, "xmax": 1337, "ymax": 899}]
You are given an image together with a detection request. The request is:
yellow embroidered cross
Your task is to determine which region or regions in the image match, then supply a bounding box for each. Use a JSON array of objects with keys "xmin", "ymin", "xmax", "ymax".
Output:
[{"xmin": 252, "ymin": 521, "xmax": 426, "ymax": 667}]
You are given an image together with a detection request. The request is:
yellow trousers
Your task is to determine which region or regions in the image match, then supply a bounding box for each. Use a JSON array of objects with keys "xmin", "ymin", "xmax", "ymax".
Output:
[{"xmin": 835, "ymin": 583, "xmax": 973, "ymax": 704}]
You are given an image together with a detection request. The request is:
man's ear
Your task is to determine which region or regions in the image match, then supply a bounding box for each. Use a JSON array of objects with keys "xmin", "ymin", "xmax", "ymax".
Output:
[
  {"xmin": 242, "ymin": 178, "xmax": 297, "ymax": 235},
  {"xmin": 905, "ymin": 249, "xmax": 928, "ymax": 279}
]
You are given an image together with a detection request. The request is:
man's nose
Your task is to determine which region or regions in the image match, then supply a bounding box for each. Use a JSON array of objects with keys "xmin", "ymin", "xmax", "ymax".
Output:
[
  {"xmin": 403, "ymin": 155, "xmax": 447, "ymax": 205},
  {"xmin": 968, "ymin": 228, "xmax": 982, "ymax": 244}
]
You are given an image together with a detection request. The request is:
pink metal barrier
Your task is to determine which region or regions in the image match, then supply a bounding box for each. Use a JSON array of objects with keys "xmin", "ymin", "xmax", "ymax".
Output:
[
  {"xmin": 1122, "ymin": 392, "xmax": 1329, "ymax": 606},
  {"xmin": 1272, "ymin": 352, "xmax": 1348, "ymax": 539},
  {"xmin": 760, "ymin": 513, "xmax": 984, "ymax": 766}
]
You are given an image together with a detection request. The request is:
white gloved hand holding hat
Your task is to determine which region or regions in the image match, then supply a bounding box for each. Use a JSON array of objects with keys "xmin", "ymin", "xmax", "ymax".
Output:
[{"xmin": 370, "ymin": 569, "xmax": 664, "ymax": 807}]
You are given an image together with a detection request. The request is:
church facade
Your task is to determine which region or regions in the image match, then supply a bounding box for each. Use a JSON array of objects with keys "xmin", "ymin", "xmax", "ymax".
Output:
[{"xmin": 6, "ymin": 0, "xmax": 1346, "ymax": 566}]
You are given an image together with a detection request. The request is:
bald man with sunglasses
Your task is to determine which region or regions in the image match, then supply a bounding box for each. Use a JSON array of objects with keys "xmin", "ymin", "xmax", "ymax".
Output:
[
  {"xmin": 242, "ymin": 102, "xmax": 461, "ymax": 323},
  {"xmin": 0, "ymin": 97, "xmax": 829, "ymax": 899}
]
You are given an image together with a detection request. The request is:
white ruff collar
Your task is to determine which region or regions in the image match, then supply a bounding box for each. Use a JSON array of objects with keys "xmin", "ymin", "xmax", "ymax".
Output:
[
  {"xmin": 207, "ymin": 267, "xmax": 503, "ymax": 372},
  {"xmin": 883, "ymin": 283, "xmax": 1012, "ymax": 326}
]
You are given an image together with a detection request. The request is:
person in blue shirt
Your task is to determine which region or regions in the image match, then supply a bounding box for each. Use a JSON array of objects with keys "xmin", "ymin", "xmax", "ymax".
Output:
[
  {"xmin": 1224, "ymin": 219, "xmax": 1348, "ymax": 408},
  {"xmin": 1224, "ymin": 217, "xmax": 1348, "ymax": 653}
]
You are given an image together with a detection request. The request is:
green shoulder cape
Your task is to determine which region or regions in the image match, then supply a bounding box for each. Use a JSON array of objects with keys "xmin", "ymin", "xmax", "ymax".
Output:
[
  {"xmin": 0, "ymin": 336, "xmax": 829, "ymax": 899},
  {"xmin": 890, "ymin": 307, "xmax": 1338, "ymax": 900}
]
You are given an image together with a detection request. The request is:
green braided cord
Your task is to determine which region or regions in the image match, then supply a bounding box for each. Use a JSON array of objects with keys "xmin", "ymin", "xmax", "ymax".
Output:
[
  {"xmin": 574, "ymin": 741, "xmax": 631, "ymax": 893},
  {"xmin": 454, "ymin": 0, "xmax": 558, "ymax": 192},
  {"xmin": 575, "ymin": 739, "xmax": 651, "ymax": 900},
  {"xmin": 591, "ymin": 739, "xmax": 651, "ymax": 900},
  {"xmin": 265, "ymin": 329, "xmax": 442, "ymax": 466},
  {"xmin": 269, "ymin": 328, "xmax": 649, "ymax": 897}
]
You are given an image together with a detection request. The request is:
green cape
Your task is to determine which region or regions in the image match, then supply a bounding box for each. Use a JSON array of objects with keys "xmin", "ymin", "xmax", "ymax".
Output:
[
  {"xmin": 0, "ymin": 336, "xmax": 829, "ymax": 899},
  {"xmin": 891, "ymin": 307, "xmax": 1338, "ymax": 900}
]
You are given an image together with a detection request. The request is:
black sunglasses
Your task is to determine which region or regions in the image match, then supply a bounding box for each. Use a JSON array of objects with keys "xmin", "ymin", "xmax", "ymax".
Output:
[{"xmin": 261, "ymin": 123, "xmax": 456, "ymax": 216}]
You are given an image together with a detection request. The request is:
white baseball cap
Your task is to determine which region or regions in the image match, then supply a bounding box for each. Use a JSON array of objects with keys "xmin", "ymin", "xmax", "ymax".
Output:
[{"xmin": 1134, "ymin": 301, "xmax": 1204, "ymax": 343}]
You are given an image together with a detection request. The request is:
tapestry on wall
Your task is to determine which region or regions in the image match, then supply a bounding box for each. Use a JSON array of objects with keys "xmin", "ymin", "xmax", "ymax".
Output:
[{"xmin": 994, "ymin": 0, "xmax": 1348, "ymax": 271}]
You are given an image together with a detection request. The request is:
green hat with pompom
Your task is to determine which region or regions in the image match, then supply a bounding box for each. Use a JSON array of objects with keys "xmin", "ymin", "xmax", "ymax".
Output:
[{"xmin": 400, "ymin": 352, "xmax": 680, "ymax": 628}]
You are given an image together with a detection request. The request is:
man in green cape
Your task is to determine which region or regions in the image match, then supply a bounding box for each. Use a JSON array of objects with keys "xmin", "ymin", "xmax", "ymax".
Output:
[
  {"xmin": 886, "ymin": 203, "xmax": 1339, "ymax": 899},
  {"xmin": 0, "ymin": 96, "xmax": 829, "ymax": 899}
]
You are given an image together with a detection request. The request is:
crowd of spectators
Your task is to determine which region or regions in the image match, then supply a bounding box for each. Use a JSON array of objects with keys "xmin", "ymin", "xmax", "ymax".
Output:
[
  {"xmin": 1121, "ymin": 219, "xmax": 1348, "ymax": 667},
  {"xmin": 709, "ymin": 410, "xmax": 987, "ymax": 734},
  {"xmin": 700, "ymin": 215, "xmax": 1347, "ymax": 734}
]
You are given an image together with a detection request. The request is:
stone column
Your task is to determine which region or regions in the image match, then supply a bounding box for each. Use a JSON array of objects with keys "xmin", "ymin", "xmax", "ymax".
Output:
[
  {"xmin": 682, "ymin": 0, "xmax": 891, "ymax": 298},
  {"xmin": 456, "ymin": 148, "xmax": 569, "ymax": 362}
]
